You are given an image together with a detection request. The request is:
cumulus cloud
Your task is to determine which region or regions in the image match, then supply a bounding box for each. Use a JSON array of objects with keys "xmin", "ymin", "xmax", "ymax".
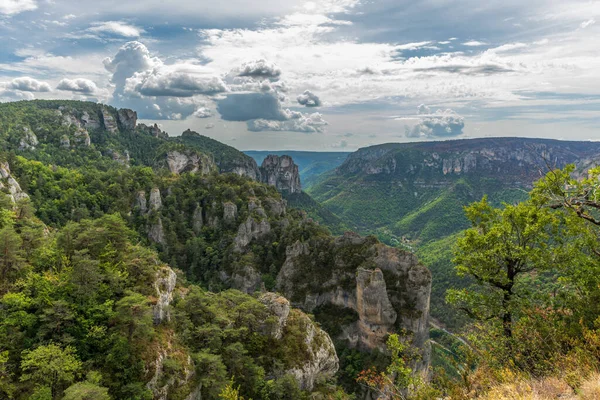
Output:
[
  {"xmin": 0, "ymin": 0, "xmax": 37, "ymax": 15},
  {"xmin": 103, "ymin": 41, "xmax": 224, "ymax": 119},
  {"xmin": 247, "ymin": 111, "xmax": 327, "ymax": 133},
  {"xmin": 297, "ymin": 90, "xmax": 321, "ymax": 107},
  {"xmin": 236, "ymin": 59, "xmax": 282, "ymax": 79},
  {"xmin": 8, "ymin": 77, "xmax": 51, "ymax": 92},
  {"xmin": 128, "ymin": 69, "xmax": 227, "ymax": 97},
  {"xmin": 405, "ymin": 105, "xmax": 465, "ymax": 138},
  {"xmin": 193, "ymin": 107, "xmax": 212, "ymax": 118},
  {"xmin": 56, "ymin": 78, "xmax": 98, "ymax": 93},
  {"xmin": 104, "ymin": 41, "xmax": 159, "ymax": 92},
  {"xmin": 217, "ymin": 92, "xmax": 288, "ymax": 121},
  {"xmin": 88, "ymin": 21, "xmax": 144, "ymax": 38}
]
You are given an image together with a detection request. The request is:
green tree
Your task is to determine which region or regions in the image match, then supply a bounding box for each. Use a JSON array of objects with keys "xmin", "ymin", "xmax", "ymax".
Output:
[
  {"xmin": 20, "ymin": 344, "xmax": 82, "ymax": 399},
  {"xmin": 113, "ymin": 292, "xmax": 154, "ymax": 342},
  {"xmin": 0, "ymin": 225, "xmax": 24, "ymax": 292},
  {"xmin": 447, "ymin": 197, "xmax": 559, "ymax": 341}
]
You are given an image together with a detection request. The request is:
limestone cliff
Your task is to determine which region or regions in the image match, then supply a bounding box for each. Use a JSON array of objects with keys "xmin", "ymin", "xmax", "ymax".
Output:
[
  {"xmin": 0, "ymin": 162, "xmax": 30, "ymax": 204},
  {"xmin": 276, "ymin": 232, "xmax": 432, "ymax": 369},
  {"xmin": 259, "ymin": 293, "xmax": 339, "ymax": 391},
  {"xmin": 260, "ymin": 155, "xmax": 302, "ymax": 194},
  {"xmin": 166, "ymin": 150, "xmax": 216, "ymax": 175}
]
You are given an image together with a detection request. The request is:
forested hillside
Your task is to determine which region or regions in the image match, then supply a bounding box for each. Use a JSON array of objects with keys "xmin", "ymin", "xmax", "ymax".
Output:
[
  {"xmin": 308, "ymin": 138, "xmax": 600, "ymax": 328},
  {"xmin": 0, "ymin": 100, "xmax": 432, "ymax": 399}
]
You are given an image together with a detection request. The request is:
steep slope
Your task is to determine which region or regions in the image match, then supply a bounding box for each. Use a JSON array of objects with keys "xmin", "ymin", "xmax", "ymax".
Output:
[
  {"xmin": 309, "ymin": 138, "xmax": 600, "ymax": 328},
  {"xmin": 0, "ymin": 99, "xmax": 432, "ymax": 397}
]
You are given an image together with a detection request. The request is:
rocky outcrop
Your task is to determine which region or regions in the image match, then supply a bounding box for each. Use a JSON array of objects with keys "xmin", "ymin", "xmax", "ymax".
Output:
[
  {"xmin": 74, "ymin": 128, "xmax": 91, "ymax": 147},
  {"xmin": 148, "ymin": 217, "xmax": 166, "ymax": 245},
  {"xmin": 101, "ymin": 108, "xmax": 118, "ymax": 133},
  {"xmin": 0, "ymin": 162, "xmax": 30, "ymax": 204},
  {"xmin": 260, "ymin": 293, "xmax": 339, "ymax": 391},
  {"xmin": 149, "ymin": 188, "xmax": 162, "ymax": 211},
  {"xmin": 231, "ymin": 265, "xmax": 263, "ymax": 294},
  {"xmin": 260, "ymin": 155, "xmax": 302, "ymax": 194},
  {"xmin": 233, "ymin": 217, "xmax": 271, "ymax": 252},
  {"xmin": 18, "ymin": 126, "xmax": 38, "ymax": 150},
  {"xmin": 136, "ymin": 191, "xmax": 148, "ymax": 213},
  {"xmin": 110, "ymin": 150, "xmax": 130, "ymax": 166},
  {"xmin": 275, "ymin": 232, "xmax": 432, "ymax": 372},
  {"xmin": 138, "ymin": 123, "xmax": 168, "ymax": 139},
  {"xmin": 81, "ymin": 111, "xmax": 101, "ymax": 130},
  {"xmin": 260, "ymin": 293, "xmax": 290, "ymax": 340},
  {"xmin": 223, "ymin": 202, "xmax": 237, "ymax": 223},
  {"xmin": 153, "ymin": 266, "xmax": 177, "ymax": 324},
  {"xmin": 117, "ymin": 108, "xmax": 137, "ymax": 131},
  {"xmin": 166, "ymin": 150, "xmax": 215, "ymax": 175}
]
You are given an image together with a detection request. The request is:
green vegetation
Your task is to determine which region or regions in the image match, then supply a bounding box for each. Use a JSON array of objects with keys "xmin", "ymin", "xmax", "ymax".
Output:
[{"xmin": 0, "ymin": 100, "xmax": 363, "ymax": 399}]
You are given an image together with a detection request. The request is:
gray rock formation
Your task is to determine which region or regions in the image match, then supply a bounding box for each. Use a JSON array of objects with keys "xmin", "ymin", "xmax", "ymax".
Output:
[
  {"xmin": 74, "ymin": 128, "xmax": 91, "ymax": 146},
  {"xmin": 260, "ymin": 293, "xmax": 339, "ymax": 391},
  {"xmin": 117, "ymin": 108, "xmax": 137, "ymax": 131},
  {"xmin": 101, "ymin": 108, "xmax": 118, "ymax": 133},
  {"xmin": 153, "ymin": 266, "xmax": 177, "ymax": 324},
  {"xmin": 260, "ymin": 155, "xmax": 302, "ymax": 194},
  {"xmin": 231, "ymin": 265, "xmax": 263, "ymax": 294},
  {"xmin": 223, "ymin": 202, "xmax": 238, "ymax": 223},
  {"xmin": 149, "ymin": 188, "xmax": 162, "ymax": 211},
  {"xmin": 166, "ymin": 150, "xmax": 215, "ymax": 175},
  {"xmin": 260, "ymin": 293, "xmax": 290, "ymax": 340},
  {"xmin": 81, "ymin": 111, "xmax": 101, "ymax": 130},
  {"xmin": 18, "ymin": 127, "xmax": 38, "ymax": 150},
  {"xmin": 192, "ymin": 205, "xmax": 203, "ymax": 234},
  {"xmin": 136, "ymin": 191, "xmax": 148, "ymax": 213},
  {"xmin": 275, "ymin": 232, "xmax": 432, "ymax": 371},
  {"xmin": 233, "ymin": 217, "xmax": 271, "ymax": 252},
  {"xmin": 0, "ymin": 162, "xmax": 30, "ymax": 204},
  {"xmin": 148, "ymin": 217, "xmax": 166, "ymax": 245}
]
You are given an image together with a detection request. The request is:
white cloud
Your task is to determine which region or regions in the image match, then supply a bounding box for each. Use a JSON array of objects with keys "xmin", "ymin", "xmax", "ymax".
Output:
[
  {"xmin": 405, "ymin": 106, "xmax": 465, "ymax": 138},
  {"xmin": 236, "ymin": 59, "xmax": 282, "ymax": 79},
  {"xmin": 247, "ymin": 111, "xmax": 327, "ymax": 133},
  {"xmin": 88, "ymin": 21, "xmax": 144, "ymax": 38},
  {"xmin": 463, "ymin": 40, "xmax": 488, "ymax": 47},
  {"xmin": 127, "ymin": 67, "xmax": 228, "ymax": 97},
  {"xmin": 396, "ymin": 41, "xmax": 434, "ymax": 51},
  {"xmin": 193, "ymin": 107, "xmax": 212, "ymax": 118},
  {"xmin": 580, "ymin": 19, "xmax": 596, "ymax": 29},
  {"xmin": 297, "ymin": 90, "xmax": 321, "ymax": 107},
  {"xmin": 6, "ymin": 76, "xmax": 51, "ymax": 92},
  {"xmin": 0, "ymin": 0, "xmax": 37, "ymax": 15},
  {"xmin": 56, "ymin": 78, "xmax": 98, "ymax": 93}
]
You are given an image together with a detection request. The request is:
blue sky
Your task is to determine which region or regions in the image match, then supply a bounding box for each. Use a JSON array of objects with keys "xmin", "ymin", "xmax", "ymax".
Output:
[{"xmin": 1, "ymin": 0, "xmax": 599, "ymax": 150}]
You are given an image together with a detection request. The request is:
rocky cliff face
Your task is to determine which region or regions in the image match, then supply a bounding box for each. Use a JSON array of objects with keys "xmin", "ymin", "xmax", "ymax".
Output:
[
  {"xmin": 259, "ymin": 293, "xmax": 339, "ymax": 391},
  {"xmin": 276, "ymin": 232, "xmax": 431, "ymax": 368},
  {"xmin": 0, "ymin": 162, "xmax": 30, "ymax": 204},
  {"xmin": 337, "ymin": 138, "xmax": 600, "ymax": 189},
  {"xmin": 166, "ymin": 150, "xmax": 216, "ymax": 175},
  {"xmin": 260, "ymin": 155, "xmax": 302, "ymax": 193},
  {"xmin": 117, "ymin": 108, "xmax": 137, "ymax": 131}
]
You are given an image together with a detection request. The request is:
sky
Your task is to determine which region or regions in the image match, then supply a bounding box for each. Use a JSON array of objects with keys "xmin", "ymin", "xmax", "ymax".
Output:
[{"xmin": 1, "ymin": 0, "xmax": 599, "ymax": 151}]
